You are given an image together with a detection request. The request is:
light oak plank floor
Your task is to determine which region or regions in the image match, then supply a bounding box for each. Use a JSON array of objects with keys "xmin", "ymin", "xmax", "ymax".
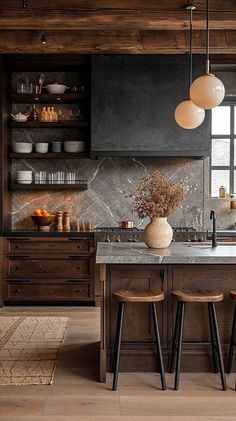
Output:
[{"xmin": 0, "ymin": 306, "xmax": 236, "ymax": 420}]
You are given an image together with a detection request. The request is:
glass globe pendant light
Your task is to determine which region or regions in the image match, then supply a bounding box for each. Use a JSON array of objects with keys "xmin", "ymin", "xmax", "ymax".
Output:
[
  {"xmin": 190, "ymin": 0, "xmax": 225, "ymax": 109},
  {"xmin": 175, "ymin": 4, "xmax": 205, "ymax": 129}
]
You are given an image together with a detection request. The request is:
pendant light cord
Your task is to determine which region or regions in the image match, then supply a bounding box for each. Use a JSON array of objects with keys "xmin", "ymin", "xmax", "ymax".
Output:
[
  {"xmin": 186, "ymin": 4, "xmax": 196, "ymax": 92},
  {"xmin": 206, "ymin": 0, "xmax": 210, "ymax": 73},
  {"xmin": 189, "ymin": 6, "xmax": 193, "ymax": 87}
]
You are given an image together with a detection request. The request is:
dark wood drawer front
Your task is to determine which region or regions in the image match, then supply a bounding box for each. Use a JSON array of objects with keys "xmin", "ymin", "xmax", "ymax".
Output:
[
  {"xmin": 8, "ymin": 239, "xmax": 92, "ymax": 254},
  {"xmin": 8, "ymin": 282, "xmax": 90, "ymax": 300},
  {"xmin": 8, "ymin": 258, "xmax": 91, "ymax": 277}
]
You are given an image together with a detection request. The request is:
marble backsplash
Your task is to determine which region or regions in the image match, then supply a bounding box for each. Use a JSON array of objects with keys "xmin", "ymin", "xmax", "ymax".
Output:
[{"xmin": 11, "ymin": 155, "xmax": 234, "ymax": 231}]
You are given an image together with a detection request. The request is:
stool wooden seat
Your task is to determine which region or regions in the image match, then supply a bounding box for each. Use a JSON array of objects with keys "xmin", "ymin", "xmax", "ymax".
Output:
[
  {"xmin": 172, "ymin": 290, "xmax": 224, "ymax": 303},
  {"xmin": 226, "ymin": 291, "xmax": 236, "ymax": 375},
  {"xmin": 170, "ymin": 289, "xmax": 226, "ymax": 391},
  {"xmin": 113, "ymin": 289, "xmax": 164, "ymax": 303},
  {"xmin": 229, "ymin": 290, "xmax": 236, "ymax": 300},
  {"xmin": 112, "ymin": 289, "xmax": 166, "ymax": 391}
]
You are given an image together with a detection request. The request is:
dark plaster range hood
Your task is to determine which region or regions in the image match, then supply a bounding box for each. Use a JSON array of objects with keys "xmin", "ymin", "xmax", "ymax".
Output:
[{"xmin": 91, "ymin": 55, "xmax": 210, "ymax": 158}]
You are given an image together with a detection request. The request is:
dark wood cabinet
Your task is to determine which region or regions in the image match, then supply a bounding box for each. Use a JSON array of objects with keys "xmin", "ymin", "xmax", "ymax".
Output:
[
  {"xmin": 3, "ymin": 236, "xmax": 95, "ymax": 304},
  {"xmin": 104, "ymin": 264, "xmax": 167, "ymax": 372},
  {"xmin": 101, "ymin": 263, "xmax": 236, "ymax": 377}
]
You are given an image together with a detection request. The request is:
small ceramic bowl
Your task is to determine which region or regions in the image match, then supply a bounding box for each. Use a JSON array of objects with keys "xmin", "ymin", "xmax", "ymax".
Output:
[
  {"xmin": 16, "ymin": 170, "xmax": 32, "ymax": 179},
  {"xmin": 45, "ymin": 84, "xmax": 68, "ymax": 94},
  {"xmin": 12, "ymin": 142, "xmax": 33, "ymax": 153},
  {"xmin": 31, "ymin": 215, "xmax": 55, "ymax": 231},
  {"xmin": 64, "ymin": 141, "xmax": 85, "ymax": 153},
  {"xmin": 35, "ymin": 143, "xmax": 49, "ymax": 153}
]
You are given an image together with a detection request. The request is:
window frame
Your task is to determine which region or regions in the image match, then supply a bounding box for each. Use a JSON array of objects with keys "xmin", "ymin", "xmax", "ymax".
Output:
[{"xmin": 210, "ymin": 100, "xmax": 235, "ymax": 197}]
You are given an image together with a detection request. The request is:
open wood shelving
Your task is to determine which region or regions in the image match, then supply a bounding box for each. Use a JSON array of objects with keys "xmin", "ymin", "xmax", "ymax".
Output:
[
  {"xmin": 9, "ymin": 152, "xmax": 89, "ymax": 159},
  {"xmin": 10, "ymin": 183, "xmax": 88, "ymax": 191},
  {"xmin": 10, "ymin": 93, "xmax": 87, "ymax": 104},
  {"xmin": 10, "ymin": 120, "xmax": 88, "ymax": 128}
]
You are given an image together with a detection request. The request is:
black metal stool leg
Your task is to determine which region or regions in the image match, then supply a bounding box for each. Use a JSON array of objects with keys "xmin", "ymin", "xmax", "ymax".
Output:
[
  {"xmin": 112, "ymin": 302, "xmax": 122, "ymax": 372},
  {"xmin": 112, "ymin": 302, "xmax": 125, "ymax": 391},
  {"xmin": 169, "ymin": 301, "xmax": 181, "ymax": 373},
  {"xmin": 174, "ymin": 302, "xmax": 185, "ymax": 391},
  {"xmin": 208, "ymin": 302, "xmax": 219, "ymax": 373},
  {"xmin": 226, "ymin": 303, "xmax": 236, "ymax": 374},
  {"xmin": 152, "ymin": 302, "xmax": 166, "ymax": 390},
  {"xmin": 210, "ymin": 303, "xmax": 227, "ymax": 391}
]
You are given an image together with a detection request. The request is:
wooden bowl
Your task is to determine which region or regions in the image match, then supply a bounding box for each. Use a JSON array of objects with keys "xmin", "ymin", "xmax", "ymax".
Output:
[{"xmin": 31, "ymin": 215, "xmax": 55, "ymax": 231}]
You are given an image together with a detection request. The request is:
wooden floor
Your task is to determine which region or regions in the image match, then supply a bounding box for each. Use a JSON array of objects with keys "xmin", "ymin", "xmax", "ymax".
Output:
[{"xmin": 0, "ymin": 307, "xmax": 236, "ymax": 420}]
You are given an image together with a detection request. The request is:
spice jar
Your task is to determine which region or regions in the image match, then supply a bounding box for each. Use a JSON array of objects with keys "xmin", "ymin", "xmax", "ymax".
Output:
[{"xmin": 219, "ymin": 186, "xmax": 226, "ymax": 198}]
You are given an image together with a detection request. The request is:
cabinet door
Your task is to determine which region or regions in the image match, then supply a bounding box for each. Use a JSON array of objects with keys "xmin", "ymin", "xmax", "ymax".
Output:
[
  {"xmin": 91, "ymin": 55, "xmax": 210, "ymax": 157},
  {"xmin": 107, "ymin": 265, "xmax": 166, "ymax": 345},
  {"xmin": 171, "ymin": 265, "xmax": 236, "ymax": 345}
]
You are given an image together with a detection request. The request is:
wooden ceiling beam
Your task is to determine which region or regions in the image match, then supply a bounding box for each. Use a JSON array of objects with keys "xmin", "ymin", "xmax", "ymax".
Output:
[
  {"xmin": 0, "ymin": 0, "xmax": 235, "ymax": 12},
  {"xmin": 1, "ymin": 11, "xmax": 236, "ymax": 31},
  {"xmin": 0, "ymin": 29, "xmax": 235, "ymax": 54}
]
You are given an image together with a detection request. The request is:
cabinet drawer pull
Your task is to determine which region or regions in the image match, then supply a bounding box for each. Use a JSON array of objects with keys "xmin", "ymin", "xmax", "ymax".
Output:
[
  {"xmin": 77, "ymin": 245, "xmax": 82, "ymax": 249},
  {"xmin": 15, "ymin": 245, "xmax": 21, "ymax": 249},
  {"xmin": 75, "ymin": 288, "xmax": 82, "ymax": 293},
  {"xmin": 15, "ymin": 266, "xmax": 20, "ymax": 271},
  {"xmin": 14, "ymin": 288, "xmax": 21, "ymax": 293},
  {"xmin": 77, "ymin": 266, "xmax": 81, "ymax": 270}
]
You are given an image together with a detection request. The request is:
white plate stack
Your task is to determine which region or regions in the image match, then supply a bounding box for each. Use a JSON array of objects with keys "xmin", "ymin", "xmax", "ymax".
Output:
[{"xmin": 16, "ymin": 171, "xmax": 33, "ymax": 184}]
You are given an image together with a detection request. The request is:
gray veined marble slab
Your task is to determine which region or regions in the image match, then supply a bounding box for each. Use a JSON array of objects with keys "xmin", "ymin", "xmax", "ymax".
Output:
[{"xmin": 96, "ymin": 242, "xmax": 236, "ymax": 265}]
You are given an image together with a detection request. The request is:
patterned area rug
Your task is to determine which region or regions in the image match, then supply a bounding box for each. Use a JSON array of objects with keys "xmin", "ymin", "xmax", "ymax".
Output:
[{"xmin": 0, "ymin": 316, "xmax": 69, "ymax": 385}]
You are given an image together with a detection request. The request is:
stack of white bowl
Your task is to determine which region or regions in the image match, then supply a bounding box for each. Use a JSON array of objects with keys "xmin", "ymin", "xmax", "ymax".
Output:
[{"xmin": 16, "ymin": 171, "xmax": 33, "ymax": 184}]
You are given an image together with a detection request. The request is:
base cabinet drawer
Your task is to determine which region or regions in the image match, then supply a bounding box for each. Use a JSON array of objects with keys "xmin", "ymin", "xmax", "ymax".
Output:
[
  {"xmin": 7, "ymin": 239, "xmax": 93, "ymax": 254},
  {"xmin": 7, "ymin": 282, "xmax": 91, "ymax": 301},
  {"xmin": 8, "ymin": 258, "xmax": 92, "ymax": 277}
]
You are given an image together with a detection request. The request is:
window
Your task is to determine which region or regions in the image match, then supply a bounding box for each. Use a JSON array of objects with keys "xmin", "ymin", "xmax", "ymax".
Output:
[{"xmin": 210, "ymin": 104, "xmax": 236, "ymax": 197}]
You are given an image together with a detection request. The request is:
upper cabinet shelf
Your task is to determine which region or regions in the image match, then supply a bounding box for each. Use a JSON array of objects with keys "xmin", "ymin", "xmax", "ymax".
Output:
[
  {"xmin": 10, "ymin": 93, "xmax": 87, "ymax": 104},
  {"xmin": 10, "ymin": 120, "xmax": 88, "ymax": 128},
  {"xmin": 9, "ymin": 152, "xmax": 89, "ymax": 159}
]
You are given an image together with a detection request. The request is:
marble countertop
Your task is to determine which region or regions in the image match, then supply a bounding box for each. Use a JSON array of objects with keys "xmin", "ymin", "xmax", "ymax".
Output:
[{"xmin": 96, "ymin": 242, "xmax": 236, "ymax": 264}]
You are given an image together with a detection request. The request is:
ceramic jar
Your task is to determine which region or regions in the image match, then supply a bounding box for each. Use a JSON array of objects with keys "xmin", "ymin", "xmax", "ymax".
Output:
[{"xmin": 143, "ymin": 217, "xmax": 173, "ymax": 249}]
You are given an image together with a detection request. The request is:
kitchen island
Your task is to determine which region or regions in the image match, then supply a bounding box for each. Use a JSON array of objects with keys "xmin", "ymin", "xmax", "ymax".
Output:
[{"xmin": 96, "ymin": 242, "xmax": 236, "ymax": 382}]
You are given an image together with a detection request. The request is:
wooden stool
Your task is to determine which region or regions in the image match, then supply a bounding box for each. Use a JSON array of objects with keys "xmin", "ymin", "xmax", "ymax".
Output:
[
  {"xmin": 169, "ymin": 290, "xmax": 227, "ymax": 391},
  {"xmin": 226, "ymin": 290, "xmax": 236, "ymax": 374},
  {"xmin": 112, "ymin": 289, "xmax": 166, "ymax": 391}
]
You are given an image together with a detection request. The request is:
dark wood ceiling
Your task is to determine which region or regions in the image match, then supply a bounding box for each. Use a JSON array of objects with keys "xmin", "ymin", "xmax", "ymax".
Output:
[{"xmin": 0, "ymin": 0, "xmax": 236, "ymax": 54}]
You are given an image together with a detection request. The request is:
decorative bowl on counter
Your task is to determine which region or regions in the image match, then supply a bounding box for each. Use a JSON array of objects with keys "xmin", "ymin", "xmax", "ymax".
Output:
[
  {"xmin": 12, "ymin": 142, "xmax": 33, "ymax": 153},
  {"xmin": 31, "ymin": 215, "xmax": 55, "ymax": 231},
  {"xmin": 45, "ymin": 83, "xmax": 69, "ymax": 94},
  {"xmin": 64, "ymin": 141, "xmax": 85, "ymax": 153}
]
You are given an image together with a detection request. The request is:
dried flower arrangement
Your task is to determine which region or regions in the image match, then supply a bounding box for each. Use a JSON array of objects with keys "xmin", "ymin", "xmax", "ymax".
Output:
[{"xmin": 129, "ymin": 170, "xmax": 185, "ymax": 219}]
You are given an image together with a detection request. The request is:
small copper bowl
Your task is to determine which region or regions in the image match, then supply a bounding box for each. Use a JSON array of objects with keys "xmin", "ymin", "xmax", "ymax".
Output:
[{"xmin": 31, "ymin": 215, "xmax": 55, "ymax": 231}]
